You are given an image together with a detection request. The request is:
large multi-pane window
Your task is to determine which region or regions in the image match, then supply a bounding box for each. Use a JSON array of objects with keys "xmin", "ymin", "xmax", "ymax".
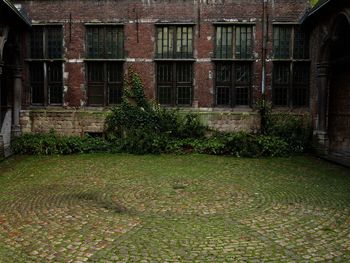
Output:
[
  {"xmin": 272, "ymin": 25, "xmax": 310, "ymax": 107},
  {"xmin": 214, "ymin": 25, "xmax": 253, "ymax": 107},
  {"xmin": 156, "ymin": 25, "xmax": 193, "ymax": 106},
  {"xmin": 29, "ymin": 26, "xmax": 63, "ymax": 105},
  {"xmin": 86, "ymin": 25, "xmax": 124, "ymax": 106}
]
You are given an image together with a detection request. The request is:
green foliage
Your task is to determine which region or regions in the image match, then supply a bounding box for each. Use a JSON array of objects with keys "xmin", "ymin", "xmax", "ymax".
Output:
[
  {"xmin": 164, "ymin": 132, "xmax": 290, "ymax": 157},
  {"xmin": 268, "ymin": 113, "xmax": 312, "ymax": 153},
  {"xmin": 311, "ymin": 0, "xmax": 319, "ymax": 7},
  {"xmin": 11, "ymin": 131, "xmax": 113, "ymax": 155},
  {"xmin": 256, "ymin": 97, "xmax": 272, "ymax": 135},
  {"xmin": 256, "ymin": 97, "xmax": 311, "ymax": 153},
  {"xmin": 106, "ymin": 67, "xmax": 207, "ymax": 154}
]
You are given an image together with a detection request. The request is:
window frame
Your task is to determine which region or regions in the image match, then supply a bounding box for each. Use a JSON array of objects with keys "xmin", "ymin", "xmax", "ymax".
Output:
[
  {"xmin": 28, "ymin": 25, "xmax": 64, "ymax": 106},
  {"xmin": 86, "ymin": 61, "xmax": 123, "ymax": 107},
  {"xmin": 272, "ymin": 24, "xmax": 310, "ymax": 108},
  {"xmin": 213, "ymin": 23, "xmax": 254, "ymax": 107},
  {"xmin": 156, "ymin": 61, "xmax": 193, "ymax": 107},
  {"xmin": 155, "ymin": 24, "xmax": 194, "ymax": 59},
  {"xmin": 214, "ymin": 24, "xmax": 253, "ymax": 60},
  {"xmin": 84, "ymin": 24, "xmax": 125, "ymax": 107},
  {"xmin": 155, "ymin": 24, "xmax": 195, "ymax": 106}
]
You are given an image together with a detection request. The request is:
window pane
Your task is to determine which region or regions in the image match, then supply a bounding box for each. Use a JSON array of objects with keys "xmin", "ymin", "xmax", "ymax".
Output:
[
  {"xmin": 294, "ymin": 27, "xmax": 309, "ymax": 59},
  {"xmin": 86, "ymin": 26, "xmax": 123, "ymax": 58},
  {"xmin": 273, "ymin": 63, "xmax": 290, "ymax": 106},
  {"xmin": 235, "ymin": 26, "xmax": 252, "ymax": 59},
  {"xmin": 87, "ymin": 62, "xmax": 105, "ymax": 105},
  {"xmin": 157, "ymin": 26, "xmax": 192, "ymax": 59},
  {"xmin": 158, "ymin": 86, "xmax": 172, "ymax": 105},
  {"xmin": 47, "ymin": 26, "xmax": 62, "ymax": 59},
  {"xmin": 177, "ymin": 86, "xmax": 192, "ymax": 105},
  {"xmin": 274, "ymin": 26, "xmax": 291, "ymax": 59},
  {"xmin": 30, "ymin": 27, "xmax": 43, "ymax": 59},
  {"xmin": 176, "ymin": 63, "xmax": 192, "ymax": 105},
  {"xmin": 215, "ymin": 26, "xmax": 233, "ymax": 59},
  {"xmin": 175, "ymin": 26, "xmax": 193, "ymax": 58},
  {"xmin": 235, "ymin": 63, "xmax": 250, "ymax": 84},
  {"xmin": 107, "ymin": 62, "xmax": 123, "ymax": 105},
  {"xmin": 161, "ymin": 27, "xmax": 173, "ymax": 58},
  {"xmin": 215, "ymin": 26, "xmax": 233, "ymax": 58},
  {"xmin": 48, "ymin": 62, "xmax": 63, "ymax": 104},
  {"xmin": 293, "ymin": 62, "xmax": 309, "ymax": 106},
  {"xmin": 235, "ymin": 63, "xmax": 250, "ymax": 105},
  {"xmin": 216, "ymin": 86, "xmax": 230, "ymax": 106},
  {"xmin": 215, "ymin": 63, "xmax": 231, "ymax": 106},
  {"xmin": 157, "ymin": 63, "xmax": 172, "ymax": 104},
  {"xmin": 156, "ymin": 62, "xmax": 192, "ymax": 106},
  {"xmin": 30, "ymin": 63, "xmax": 44, "ymax": 104}
]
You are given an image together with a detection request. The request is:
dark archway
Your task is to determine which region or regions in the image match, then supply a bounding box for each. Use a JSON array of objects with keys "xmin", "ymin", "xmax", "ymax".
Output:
[
  {"xmin": 0, "ymin": 34, "xmax": 14, "ymax": 127},
  {"xmin": 328, "ymin": 13, "xmax": 350, "ymax": 156}
]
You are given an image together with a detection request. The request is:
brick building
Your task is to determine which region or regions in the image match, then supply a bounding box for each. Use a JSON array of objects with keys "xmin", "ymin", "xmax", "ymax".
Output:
[{"xmin": 0, "ymin": 0, "xmax": 349, "ymax": 164}]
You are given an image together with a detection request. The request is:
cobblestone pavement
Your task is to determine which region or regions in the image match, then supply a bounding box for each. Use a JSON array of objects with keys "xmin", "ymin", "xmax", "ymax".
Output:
[{"xmin": 0, "ymin": 154, "xmax": 349, "ymax": 262}]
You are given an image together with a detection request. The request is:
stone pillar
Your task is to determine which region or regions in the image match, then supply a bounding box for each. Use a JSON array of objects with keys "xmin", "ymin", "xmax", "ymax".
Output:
[
  {"xmin": 316, "ymin": 63, "xmax": 330, "ymax": 132},
  {"xmin": 0, "ymin": 60, "xmax": 3, "ymax": 129},
  {"xmin": 12, "ymin": 66, "xmax": 22, "ymax": 136},
  {"xmin": 314, "ymin": 63, "xmax": 330, "ymax": 153}
]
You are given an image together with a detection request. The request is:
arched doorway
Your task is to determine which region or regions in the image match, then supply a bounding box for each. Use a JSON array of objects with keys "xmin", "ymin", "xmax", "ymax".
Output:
[{"xmin": 328, "ymin": 14, "xmax": 350, "ymax": 156}]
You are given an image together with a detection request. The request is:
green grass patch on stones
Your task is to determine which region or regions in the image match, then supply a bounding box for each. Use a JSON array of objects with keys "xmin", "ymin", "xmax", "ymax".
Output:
[{"xmin": 0, "ymin": 154, "xmax": 349, "ymax": 262}]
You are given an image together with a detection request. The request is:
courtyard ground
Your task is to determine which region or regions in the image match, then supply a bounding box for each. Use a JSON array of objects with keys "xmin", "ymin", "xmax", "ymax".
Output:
[{"xmin": 0, "ymin": 154, "xmax": 349, "ymax": 262}]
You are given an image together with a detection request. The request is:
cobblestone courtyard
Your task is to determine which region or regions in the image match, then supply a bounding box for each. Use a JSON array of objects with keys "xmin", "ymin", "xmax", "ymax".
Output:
[{"xmin": 0, "ymin": 154, "xmax": 349, "ymax": 262}]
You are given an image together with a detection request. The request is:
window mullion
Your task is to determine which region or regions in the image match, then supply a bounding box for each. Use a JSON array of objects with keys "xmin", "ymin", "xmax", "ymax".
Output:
[
  {"xmin": 104, "ymin": 62, "xmax": 107, "ymax": 107},
  {"xmin": 220, "ymin": 26, "xmax": 223, "ymax": 58},
  {"xmin": 43, "ymin": 28, "xmax": 47, "ymax": 59},
  {"xmin": 172, "ymin": 62, "xmax": 177, "ymax": 106},
  {"xmin": 232, "ymin": 26, "xmax": 236, "ymax": 59},
  {"xmin": 290, "ymin": 62, "xmax": 293, "ymax": 108},
  {"xmin": 291, "ymin": 27, "xmax": 295, "ymax": 59},
  {"xmin": 44, "ymin": 62, "xmax": 48, "ymax": 106},
  {"xmin": 231, "ymin": 63, "xmax": 235, "ymax": 107}
]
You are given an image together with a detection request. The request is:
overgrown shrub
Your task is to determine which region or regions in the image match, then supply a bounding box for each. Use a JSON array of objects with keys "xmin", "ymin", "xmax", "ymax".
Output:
[
  {"xmin": 268, "ymin": 113, "xmax": 311, "ymax": 153},
  {"xmin": 106, "ymin": 67, "xmax": 207, "ymax": 154},
  {"xmin": 256, "ymin": 97, "xmax": 311, "ymax": 153},
  {"xmin": 11, "ymin": 131, "xmax": 113, "ymax": 155}
]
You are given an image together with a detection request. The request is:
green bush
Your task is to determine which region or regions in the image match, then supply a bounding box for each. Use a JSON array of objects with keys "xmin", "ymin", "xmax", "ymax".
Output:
[
  {"xmin": 268, "ymin": 113, "xmax": 311, "ymax": 153},
  {"xmin": 256, "ymin": 98, "xmax": 311, "ymax": 153},
  {"xmin": 106, "ymin": 67, "xmax": 207, "ymax": 154},
  {"xmin": 11, "ymin": 131, "xmax": 113, "ymax": 155}
]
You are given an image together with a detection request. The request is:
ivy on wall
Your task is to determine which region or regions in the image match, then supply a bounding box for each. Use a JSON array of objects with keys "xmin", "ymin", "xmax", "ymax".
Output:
[{"xmin": 311, "ymin": 0, "xmax": 319, "ymax": 7}]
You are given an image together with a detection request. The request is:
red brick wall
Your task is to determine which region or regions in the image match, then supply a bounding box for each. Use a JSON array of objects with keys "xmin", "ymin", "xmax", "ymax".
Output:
[{"xmin": 18, "ymin": 0, "xmax": 310, "ymax": 109}]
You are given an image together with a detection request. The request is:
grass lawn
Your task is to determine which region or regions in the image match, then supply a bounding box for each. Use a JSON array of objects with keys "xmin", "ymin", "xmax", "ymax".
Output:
[{"xmin": 0, "ymin": 154, "xmax": 349, "ymax": 262}]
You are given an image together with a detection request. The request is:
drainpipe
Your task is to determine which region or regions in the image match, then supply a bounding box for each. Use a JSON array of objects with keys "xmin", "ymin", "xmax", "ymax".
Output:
[{"xmin": 261, "ymin": 0, "xmax": 268, "ymax": 96}]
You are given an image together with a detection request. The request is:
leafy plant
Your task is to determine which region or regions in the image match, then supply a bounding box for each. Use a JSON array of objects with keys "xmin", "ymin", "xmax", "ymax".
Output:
[
  {"xmin": 106, "ymin": 67, "xmax": 207, "ymax": 154},
  {"xmin": 11, "ymin": 131, "xmax": 113, "ymax": 155}
]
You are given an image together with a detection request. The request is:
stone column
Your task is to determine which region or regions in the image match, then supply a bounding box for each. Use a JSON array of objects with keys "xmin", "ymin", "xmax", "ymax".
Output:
[
  {"xmin": 0, "ymin": 60, "xmax": 3, "ymax": 128},
  {"xmin": 12, "ymin": 66, "xmax": 22, "ymax": 136},
  {"xmin": 316, "ymin": 63, "xmax": 330, "ymax": 132},
  {"xmin": 314, "ymin": 62, "xmax": 330, "ymax": 151}
]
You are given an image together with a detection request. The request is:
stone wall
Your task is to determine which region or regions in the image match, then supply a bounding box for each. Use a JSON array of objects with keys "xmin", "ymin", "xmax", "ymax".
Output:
[
  {"xmin": 20, "ymin": 110, "xmax": 107, "ymax": 136},
  {"xmin": 20, "ymin": 109, "xmax": 260, "ymax": 136}
]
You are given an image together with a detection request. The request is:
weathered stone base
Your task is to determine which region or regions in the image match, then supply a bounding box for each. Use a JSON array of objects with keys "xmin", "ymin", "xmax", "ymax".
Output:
[
  {"xmin": 20, "ymin": 110, "xmax": 108, "ymax": 136},
  {"xmin": 312, "ymin": 131, "xmax": 329, "ymax": 156},
  {"xmin": 312, "ymin": 131, "xmax": 350, "ymax": 167},
  {"xmin": 1, "ymin": 109, "xmax": 13, "ymax": 159},
  {"xmin": 20, "ymin": 109, "xmax": 261, "ymax": 136}
]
